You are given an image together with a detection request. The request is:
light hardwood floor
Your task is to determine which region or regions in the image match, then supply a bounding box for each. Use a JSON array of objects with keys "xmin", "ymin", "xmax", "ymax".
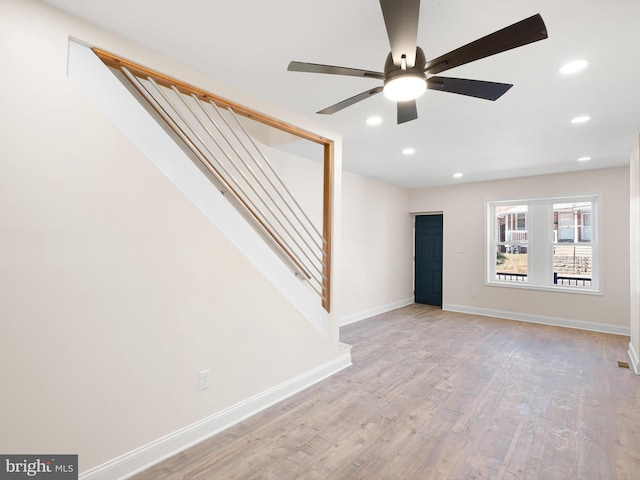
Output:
[{"xmin": 133, "ymin": 304, "xmax": 640, "ymax": 479}]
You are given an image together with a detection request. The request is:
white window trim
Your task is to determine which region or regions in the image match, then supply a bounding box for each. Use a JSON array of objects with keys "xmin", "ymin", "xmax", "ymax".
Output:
[{"xmin": 484, "ymin": 194, "xmax": 602, "ymax": 295}]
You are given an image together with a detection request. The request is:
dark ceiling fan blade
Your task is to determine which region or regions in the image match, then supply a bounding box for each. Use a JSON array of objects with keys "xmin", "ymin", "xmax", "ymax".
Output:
[
  {"xmin": 424, "ymin": 14, "xmax": 548, "ymax": 75},
  {"xmin": 397, "ymin": 100, "xmax": 418, "ymax": 124},
  {"xmin": 379, "ymin": 0, "xmax": 421, "ymax": 67},
  {"xmin": 427, "ymin": 76, "xmax": 512, "ymax": 100},
  {"xmin": 288, "ymin": 61, "xmax": 384, "ymax": 80},
  {"xmin": 317, "ymin": 86, "xmax": 384, "ymax": 115}
]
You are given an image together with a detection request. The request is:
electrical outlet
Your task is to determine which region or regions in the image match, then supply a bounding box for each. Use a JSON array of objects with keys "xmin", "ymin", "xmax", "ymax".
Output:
[
  {"xmin": 471, "ymin": 288, "xmax": 477, "ymax": 297},
  {"xmin": 198, "ymin": 369, "xmax": 210, "ymax": 390}
]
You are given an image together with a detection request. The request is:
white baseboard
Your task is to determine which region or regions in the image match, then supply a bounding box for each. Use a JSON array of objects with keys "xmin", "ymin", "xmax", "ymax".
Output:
[
  {"xmin": 339, "ymin": 297, "xmax": 414, "ymax": 327},
  {"xmin": 629, "ymin": 342, "xmax": 640, "ymax": 375},
  {"xmin": 80, "ymin": 349, "xmax": 352, "ymax": 480},
  {"xmin": 443, "ymin": 304, "xmax": 631, "ymax": 336}
]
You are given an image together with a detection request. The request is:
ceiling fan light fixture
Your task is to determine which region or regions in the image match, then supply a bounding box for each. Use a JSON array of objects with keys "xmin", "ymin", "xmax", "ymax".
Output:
[{"xmin": 383, "ymin": 74, "xmax": 427, "ymax": 102}]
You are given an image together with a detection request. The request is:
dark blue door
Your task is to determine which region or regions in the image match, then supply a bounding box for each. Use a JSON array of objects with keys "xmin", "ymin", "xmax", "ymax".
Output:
[{"xmin": 415, "ymin": 214, "xmax": 443, "ymax": 306}]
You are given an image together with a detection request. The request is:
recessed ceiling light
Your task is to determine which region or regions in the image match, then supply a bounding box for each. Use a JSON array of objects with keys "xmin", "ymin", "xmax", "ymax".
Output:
[
  {"xmin": 402, "ymin": 147, "xmax": 415, "ymax": 155},
  {"xmin": 366, "ymin": 116, "xmax": 382, "ymax": 126},
  {"xmin": 559, "ymin": 60, "xmax": 589, "ymax": 75},
  {"xmin": 577, "ymin": 156, "xmax": 592, "ymax": 162},
  {"xmin": 571, "ymin": 115, "xmax": 591, "ymax": 124},
  {"xmin": 453, "ymin": 172, "xmax": 463, "ymax": 179}
]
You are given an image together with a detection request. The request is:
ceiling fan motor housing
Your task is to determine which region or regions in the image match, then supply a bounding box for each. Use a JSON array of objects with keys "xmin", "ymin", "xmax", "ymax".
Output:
[{"xmin": 383, "ymin": 46, "xmax": 427, "ymax": 83}]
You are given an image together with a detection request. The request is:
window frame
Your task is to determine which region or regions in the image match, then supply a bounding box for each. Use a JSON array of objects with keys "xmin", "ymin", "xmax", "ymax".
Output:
[{"xmin": 485, "ymin": 194, "xmax": 602, "ymax": 295}]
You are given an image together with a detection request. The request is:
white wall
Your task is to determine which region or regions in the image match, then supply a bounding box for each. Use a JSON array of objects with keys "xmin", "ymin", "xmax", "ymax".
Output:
[
  {"xmin": 339, "ymin": 171, "xmax": 414, "ymax": 323},
  {"xmin": 409, "ymin": 167, "xmax": 630, "ymax": 333},
  {"xmin": 629, "ymin": 137, "xmax": 640, "ymax": 372},
  {"xmin": 0, "ymin": 0, "xmax": 347, "ymax": 475},
  {"xmin": 265, "ymin": 145, "xmax": 415, "ymax": 325}
]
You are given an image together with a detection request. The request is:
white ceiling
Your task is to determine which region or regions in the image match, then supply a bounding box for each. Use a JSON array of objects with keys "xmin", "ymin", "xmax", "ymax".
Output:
[{"xmin": 42, "ymin": 0, "xmax": 640, "ymax": 188}]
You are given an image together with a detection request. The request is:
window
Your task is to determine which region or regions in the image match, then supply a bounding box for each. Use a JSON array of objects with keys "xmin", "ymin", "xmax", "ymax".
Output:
[{"xmin": 486, "ymin": 195, "xmax": 600, "ymax": 293}]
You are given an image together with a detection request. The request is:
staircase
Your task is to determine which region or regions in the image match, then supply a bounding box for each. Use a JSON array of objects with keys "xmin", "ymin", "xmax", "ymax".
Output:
[{"xmin": 81, "ymin": 46, "xmax": 335, "ymax": 314}]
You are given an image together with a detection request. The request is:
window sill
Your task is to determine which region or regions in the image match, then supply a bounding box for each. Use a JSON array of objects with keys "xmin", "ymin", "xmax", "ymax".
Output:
[{"xmin": 485, "ymin": 280, "xmax": 603, "ymax": 296}]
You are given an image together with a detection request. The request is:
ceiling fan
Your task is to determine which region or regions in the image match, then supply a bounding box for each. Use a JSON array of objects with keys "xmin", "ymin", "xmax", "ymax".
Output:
[{"xmin": 288, "ymin": 0, "xmax": 548, "ymax": 124}]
